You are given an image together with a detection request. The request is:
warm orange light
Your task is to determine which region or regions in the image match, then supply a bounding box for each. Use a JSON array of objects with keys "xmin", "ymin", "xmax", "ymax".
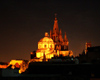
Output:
[
  {"xmin": 9, "ymin": 60, "xmax": 23, "ymax": 66},
  {"xmin": 11, "ymin": 65, "xmax": 15, "ymax": 69},
  {"xmin": 45, "ymin": 32, "xmax": 49, "ymax": 37},
  {"xmin": 36, "ymin": 32, "xmax": 55, "ymax": 60},
  {"xmin": 33, "ymin": 16, "xmax": 74, "ymax": 61},
  {"xmin": 60, "ymin": 51, "xmax": 69, "ymax": 56},
  {"xmin": 15, "ymin": 63, "xmax": 20, "ymax": 68},
  {"xmin": 19, "ymin": 70, "xmax": 21, "ymax": 74},
  {"xmin": 0, "ymin": 65, "xmax": 8, "ymax": 68},
  {"xmin": 8, "ymin": 60, "xmax": 23, "ymax": 69},
  {"xmin": 19, "ymin": 61, "xmax": 29, "ymax": 74},
  {"xmin": 30, "ymin": 52, "xmax": 33, "ymax": 54}
]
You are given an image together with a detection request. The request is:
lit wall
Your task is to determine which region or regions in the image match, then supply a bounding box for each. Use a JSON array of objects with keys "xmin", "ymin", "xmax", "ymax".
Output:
[
  {"xmin": 0, "ymin": 65, "xmax": 8, "ymax": 68},
  {"xmin": 9, "ymin": 60, "xmax": 23, "ymax": 66},
  {"xmin": 59, "ymin": 50, "xmax": 73, "ymax": 56},
  {"xmin": 36, "ymin": 33, "xmax": 55, "ymax": 59}
]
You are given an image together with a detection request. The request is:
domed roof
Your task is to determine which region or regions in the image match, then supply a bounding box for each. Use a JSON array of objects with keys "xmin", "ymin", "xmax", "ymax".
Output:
[
  {"xmin": 39, "ymin": 37, "xmax": 53, "ymax": 42},
  {"xmin": 39, "ymin": 32, "xmax": 54, "ymax": 42}
]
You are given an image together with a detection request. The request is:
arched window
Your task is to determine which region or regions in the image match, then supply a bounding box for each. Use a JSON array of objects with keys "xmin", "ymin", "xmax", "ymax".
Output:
[
  {"xmin": 50, "ymin": 45, "xmax": 52, "ymax": 48},
  {"xmin": 44, "ymin": 45, "xmax": 46, "ymax": 48}
]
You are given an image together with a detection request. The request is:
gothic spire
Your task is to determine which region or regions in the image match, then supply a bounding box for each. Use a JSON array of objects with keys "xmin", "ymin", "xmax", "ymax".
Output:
[
  {"xmin": 60, "ymin": 29, "xmax": 62, "ymax": 35},
  {"xmin": 53, "ymin": 13, "xmax": 59, "ymax": 34},
  {"xmin": 50, "ymin": 29, "xmax": 52, "ymax": 38},
  {"xmin": 55, "ymin": 13, "xmax": 57, "ymax": 20},
  {"xmin": 64, "ymin": 32, "xmax": 68, "ymax": 41},
  {"xmin": 59, "ymin": 29, "xmax": 63, "ymax": 42}
]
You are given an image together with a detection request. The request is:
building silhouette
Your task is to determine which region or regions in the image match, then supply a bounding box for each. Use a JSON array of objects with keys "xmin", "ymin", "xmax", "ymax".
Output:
[{"xmin": 79, "ymin": 42, "xmax": 100, "ymax": 63}]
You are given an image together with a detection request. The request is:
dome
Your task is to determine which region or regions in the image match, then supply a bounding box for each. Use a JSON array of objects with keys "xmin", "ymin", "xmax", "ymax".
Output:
[
  {"xmin": 39, "ymin": 32, "xmax": 54, "ymax": 43},
  {"xmin": 39, "ymin": 37, "xmax": 53, "ymax": 42},
  {"xmin": 36, "ymin": 32, "xmax": 55, "ymax": 59},
  {"xmin": 37, "ymin": 32, "xmax": 55, "ymax": 50}
]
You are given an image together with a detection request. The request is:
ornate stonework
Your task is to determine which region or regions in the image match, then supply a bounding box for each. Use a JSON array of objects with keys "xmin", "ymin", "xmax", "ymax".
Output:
[{"xmin": 32, "ymin": 16, "xmax": 73, "ymax": 61}]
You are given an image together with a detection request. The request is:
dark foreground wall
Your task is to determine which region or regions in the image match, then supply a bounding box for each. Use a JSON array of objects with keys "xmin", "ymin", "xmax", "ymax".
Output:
[
  {"xmin": 25, "ymin": 62, "xmax": 100, "ymax": 78},
  {"xmin": 0, "ymin": 76, "xmax": 89, "ymax": 80},
  {"xmin": 0, "ymin": 62, "xmax": 100, "ymax": 80}
]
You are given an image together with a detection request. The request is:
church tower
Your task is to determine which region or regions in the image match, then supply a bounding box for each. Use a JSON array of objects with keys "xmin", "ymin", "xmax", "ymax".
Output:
[
  {"xmin": 51, "ymin": 14, "xmax": 59, "ymax": 42},
  {"xmin": 53, "ymin": 14, "xmax": 59, "ymax": 35},
  {"xmin": 59, "ymin": 29, "xmax": 63, "ymax": 42},
  {"xmin": 30, "ymin": 14, "xmax": 73, "ymax": 62},
  {"xmin": 64, "ymin": 32, "xmax": 69, "ymax": 50},
  {"xmin": 50, "ymin": 14, "xmax": 69, "ymax": 51}
]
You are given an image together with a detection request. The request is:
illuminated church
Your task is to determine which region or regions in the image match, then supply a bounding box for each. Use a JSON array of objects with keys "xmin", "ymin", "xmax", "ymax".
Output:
[
  {"xmin": 31, "ymin": 15, "xmax": 73, "ymax": 62},
  {"xmin": 50, "ymin": 16, "xmax": 68, "ymax": 51}
]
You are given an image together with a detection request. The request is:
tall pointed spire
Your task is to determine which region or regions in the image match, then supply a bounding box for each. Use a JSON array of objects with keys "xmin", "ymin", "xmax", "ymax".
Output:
[
  {"xmin": 53, "ymin": 13, "xmax": 59, "ymax": 34},
  {"xmin": 55, "ymin": 13, "xmax": 57, "ymax": 20},
  {"xmin": 59, "ymin": 29, "xmax": 63, "ymax": 42},
  {"xmin": 60, "ymin": 29, "xmax": 62, "ymax": 35},
  {"xmin": 50, "ymin": 29, "xmax": 52, "ymax": 38},
  {"xmin": 64, "ymin": 32, "xmax": 68, "ymax": 41}
]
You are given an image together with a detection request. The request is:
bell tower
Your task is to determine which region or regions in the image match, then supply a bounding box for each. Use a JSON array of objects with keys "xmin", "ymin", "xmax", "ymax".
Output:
[
  {"xmin": 50, "ymin": 14, "xmax": 69, "ymax": 51},
  {"xmin": 50, "ymin": 14, "xmax": 59, "ymax": 42},
  {"xmin": 64, "ymin": 32, "xmax": 69, "ymax": 50},
  {"xmin": 53, "ymin": 13, "xmax": 59, "ymax": 34}
]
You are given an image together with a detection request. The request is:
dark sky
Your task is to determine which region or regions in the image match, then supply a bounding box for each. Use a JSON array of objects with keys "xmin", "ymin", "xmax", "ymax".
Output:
[{"xmin": 0, "ymin": 0, "xmax": 100, "ymax": 62}]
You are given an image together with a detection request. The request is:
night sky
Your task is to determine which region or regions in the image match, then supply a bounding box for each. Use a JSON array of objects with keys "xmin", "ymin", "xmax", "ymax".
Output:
[{"xmin": 0, "ymin": 0, "xmax": 100, "ymax": 62}]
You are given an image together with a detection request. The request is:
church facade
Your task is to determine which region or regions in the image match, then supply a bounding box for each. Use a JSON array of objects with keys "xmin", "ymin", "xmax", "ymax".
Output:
[
  {"xmin": 31, "ymin": 16, "xmax": 73, "ymax": 62},
  {"xmin": 36, "ymin": 32, "xmax": 56, "ymax": 60},
  {"xmin": 50, "ymin": 16, "xmax": 69, "ymax": 51}
]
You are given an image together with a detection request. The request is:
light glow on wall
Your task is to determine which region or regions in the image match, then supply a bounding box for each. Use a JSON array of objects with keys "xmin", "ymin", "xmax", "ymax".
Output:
[{"xmin": 36, "ymin": 33, "xmax": 55, "ymax": 59}]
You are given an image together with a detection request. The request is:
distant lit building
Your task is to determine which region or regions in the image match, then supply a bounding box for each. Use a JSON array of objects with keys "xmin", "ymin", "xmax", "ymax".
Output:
[
  {"xmin": 85, "ymin": 42, "xmax": 91, "ymax": 54},
  {"xmin": 8, "ymin": 60, "xmax": 28, "ymax": 74},
  {"xmin": 8, "ymin": 60, "xmax": 23, "ymax": 69},
  {"xmin": 50, "ymin": 16, "xmax": 69, "ymax": 51},
  {"xmin": 50, "ymin": 16, "xmax": 73, "ymax": 57},
  {"xmin": 30, "ymin": 15, "xmax": 73, "ymax": 62},
  {"xmin": 36, "ymin": 32, "xmax": 56, "ymax": 60},
  {"xmin": 0, "ymin": 62, "xmax": 8, "ymax": 69}
]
